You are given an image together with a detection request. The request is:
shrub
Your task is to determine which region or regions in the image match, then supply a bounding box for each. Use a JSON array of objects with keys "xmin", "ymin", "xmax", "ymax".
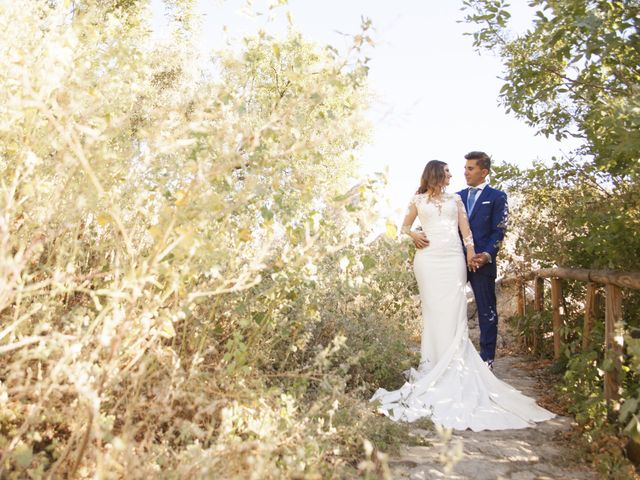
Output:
[{"xmin": 0, "ymin": 2, "xmax": 416, "ymax": 478}]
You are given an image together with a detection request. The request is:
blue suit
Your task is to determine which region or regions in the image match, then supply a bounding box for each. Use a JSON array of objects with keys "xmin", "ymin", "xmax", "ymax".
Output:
[{"xmin": 458, "ymin": 185, "xmax": 508, "ymax": 361}]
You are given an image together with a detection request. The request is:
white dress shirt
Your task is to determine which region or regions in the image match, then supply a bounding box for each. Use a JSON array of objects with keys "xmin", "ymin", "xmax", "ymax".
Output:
[{"xmin": 469, "ymin": 180, "xmax": 489, "ymax": 193}]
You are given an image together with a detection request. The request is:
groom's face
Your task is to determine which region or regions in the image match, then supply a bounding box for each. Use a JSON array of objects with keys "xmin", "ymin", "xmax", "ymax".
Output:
[{"xmin": 464, "ymin": 160, "xmax": 489, "ymax": 187}]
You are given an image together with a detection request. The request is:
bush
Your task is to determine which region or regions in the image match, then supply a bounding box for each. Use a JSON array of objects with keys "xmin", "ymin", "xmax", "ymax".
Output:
[{"xmin": 0, "ymin": 2, "xmax": 416, "ymax": 478}]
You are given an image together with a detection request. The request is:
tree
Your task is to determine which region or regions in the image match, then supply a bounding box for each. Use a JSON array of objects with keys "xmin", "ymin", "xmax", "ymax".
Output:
[
  {"xmin": 462, "ymin": 0, "xmax": 640, "ymax": 176},
  {"xmin": 459, "ymin": 0, "xmax": 639, "ymax": 272}
]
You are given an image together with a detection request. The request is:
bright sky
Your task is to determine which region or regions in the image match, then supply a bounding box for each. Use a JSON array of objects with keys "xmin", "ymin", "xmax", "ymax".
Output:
[{"xmin": 150, "ymin": 0, "xmax": 576, "ymax": 218}]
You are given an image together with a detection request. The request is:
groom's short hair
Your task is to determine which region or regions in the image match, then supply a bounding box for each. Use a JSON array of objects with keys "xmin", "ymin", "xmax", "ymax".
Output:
[{"xmin": 464, "ymin": 151, "xmax": 491, "ymax": 172}]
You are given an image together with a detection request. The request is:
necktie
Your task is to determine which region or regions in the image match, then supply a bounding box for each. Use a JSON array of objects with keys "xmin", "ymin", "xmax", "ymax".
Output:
[{"xmin": 467, "ymin": 187, "xmax": 479, "ymax": 213}]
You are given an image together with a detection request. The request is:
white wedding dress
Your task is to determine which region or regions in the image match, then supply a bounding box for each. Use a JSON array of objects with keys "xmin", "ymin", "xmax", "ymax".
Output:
[{"xmin": 370, "ymin": 193, "xmax": 554, "ymax": 431}]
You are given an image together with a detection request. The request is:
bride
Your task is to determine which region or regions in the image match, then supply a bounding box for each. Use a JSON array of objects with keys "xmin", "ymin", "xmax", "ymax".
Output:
[{"xmin": 370, "ymin": 160, "xmax": 554, "ymax": 431}]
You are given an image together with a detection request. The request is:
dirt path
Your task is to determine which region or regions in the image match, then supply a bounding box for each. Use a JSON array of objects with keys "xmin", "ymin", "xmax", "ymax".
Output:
[{"xmin": 387, "ymin": 322, "xmax": 598, "ymax": 479}]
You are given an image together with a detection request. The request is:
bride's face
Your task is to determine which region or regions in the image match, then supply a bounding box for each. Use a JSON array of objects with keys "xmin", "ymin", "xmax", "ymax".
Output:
[{"xmin": 442, "ymin": 165, "xmax": 452, "ymax": 187}]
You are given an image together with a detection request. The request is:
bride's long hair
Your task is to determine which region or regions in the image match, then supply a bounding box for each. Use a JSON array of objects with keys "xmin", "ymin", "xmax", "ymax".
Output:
[{"xmin": 417, "ymin": 160, "xmax": 448, "ymax": 196}]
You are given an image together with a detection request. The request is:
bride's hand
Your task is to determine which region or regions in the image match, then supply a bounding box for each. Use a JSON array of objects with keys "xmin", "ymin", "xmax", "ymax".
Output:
[
  {"xmin": 466, "ymin": 249, "xmax": 477, "ymax": 272},
  {"xmin": 410, "ymin": 231, "xmax": 430, "ymax": 249}
]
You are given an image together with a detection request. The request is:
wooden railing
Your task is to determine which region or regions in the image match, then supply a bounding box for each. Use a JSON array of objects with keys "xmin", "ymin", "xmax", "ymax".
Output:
[{"xmin": 499, "ymin": 268, "xmax": 640, "ymax": 402}]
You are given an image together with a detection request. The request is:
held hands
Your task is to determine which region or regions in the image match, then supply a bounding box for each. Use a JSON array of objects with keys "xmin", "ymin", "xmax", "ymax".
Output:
[
  {"xmin": 467, "ymin": 252, "xmax": 490, "ymax": 271},
  {"xmin": 472, "ymin": 253, "xmax": 490, "ymax": 268},
  {"xmin": 410, "ymin": 231, "xmax": 430, "ymax": 249},
  {"xmin": 466, "ymin": 250, "xmax": 477, "ymax": 272}
]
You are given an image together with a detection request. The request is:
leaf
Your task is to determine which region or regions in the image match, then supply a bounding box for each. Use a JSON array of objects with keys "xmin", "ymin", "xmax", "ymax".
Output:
[
  {"xmin": 174, "ymin": 190, "xmax": 188, "ymax": 206},
  {"xmin": 238, "ymin": 228, "xmax": 252, "ymax": 242},
  {"xmin": 332, "ymin": 193, "xmax": 350, "ymax": 202},
  {"xmin": 601, "ymin": 357, "xmax": 614, "ymax": 371},
  {"xmin": 13, "ymin": 443, "xmax": 32, "ymax": 468},
  {"xmin": 339, "ymin": 256, "xmax": 349, "ymax": 271},
  {"xmin": 624, "ymin": 415, "xmax": 640, "ymax": 443},
  {"xmin": 159, "ymin": 318, "xmax": 176, "ymax": 339},
  {"xmin": 620, "ymin": 398, "xmax": 638, "ymax": 422},
  {"xmin": 385, "ymin": 222, "xmax": 398, "ymax": 239},
  {"xmin": 260, "ymin": 206, "xmax": 274, "ymax": 221},
  {"xmin": 148, "ymin": 226, "xmax": 162, "ymax": 240},
  {"xmin": 361, "ymin": 255, "xmax": 376, "ymax": 271}
]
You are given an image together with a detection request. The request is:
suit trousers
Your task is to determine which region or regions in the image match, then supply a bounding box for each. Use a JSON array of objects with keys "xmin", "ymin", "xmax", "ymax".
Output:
[{"xmin": 468, "ymin": 271, "xmax": 498, "ymax": 361}]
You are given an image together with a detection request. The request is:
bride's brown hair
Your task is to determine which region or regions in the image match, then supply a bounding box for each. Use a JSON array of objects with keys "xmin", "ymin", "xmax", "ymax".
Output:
[{"xmin": 417, "ymin": 160, "xmax": 447, "ymax": 195}]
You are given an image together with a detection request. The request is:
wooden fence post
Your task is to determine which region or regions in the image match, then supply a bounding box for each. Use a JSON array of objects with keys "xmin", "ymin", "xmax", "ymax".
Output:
[
  {"xmin": 551, "ymin": 278, "xmax": 563, "ymax": 360},
  {"xmin": 514, "ymin": 278, "xmax": 526, "ymax": 348},
  {"xmin": 533, "ymin": 277, "xmax": 544, "ymax": 352},
  {"xmin": 534, "ymin": 277, "xmax": 544, "ymax": 312},
  {"xmin": 595, "ymin": 290, "xmax": 604, "ymax": 320},
  {"xmin": 604, "ymin": 283, "xmax": 623, "ymax": 402},
  {"xmin": 516, "ymin": 279, "xmax": 525, "ymax": 317},
  {"xmin": 582, "ymin": 283, "xmax": 597, "ymax": 351}
]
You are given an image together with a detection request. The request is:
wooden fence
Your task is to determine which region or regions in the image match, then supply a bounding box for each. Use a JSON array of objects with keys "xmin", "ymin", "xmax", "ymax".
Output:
[{"xmin": 499, "ymin": 268, "xmax": 640, "ymax": 402}]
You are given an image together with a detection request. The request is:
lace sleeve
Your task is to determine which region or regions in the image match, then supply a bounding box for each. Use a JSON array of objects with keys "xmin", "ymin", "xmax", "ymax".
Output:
[
  {"xmin": 400, "ymin": 195, "xmax": 418, "ymax": 235},
  {"xmin": 455, "ymin": 194, "xmax": 475, "ymax": 249}
]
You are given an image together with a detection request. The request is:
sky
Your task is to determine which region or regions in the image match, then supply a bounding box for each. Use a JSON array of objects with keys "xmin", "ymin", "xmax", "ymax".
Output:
[{"xmin": 150, "ymin": 0, "xmax": 577, "ymax": 218}]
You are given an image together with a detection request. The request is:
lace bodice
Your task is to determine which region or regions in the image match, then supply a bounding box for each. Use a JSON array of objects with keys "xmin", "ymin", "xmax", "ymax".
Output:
[{"xmin": 403, "ymin": 193, "xmax": 474, "ymax": 250}]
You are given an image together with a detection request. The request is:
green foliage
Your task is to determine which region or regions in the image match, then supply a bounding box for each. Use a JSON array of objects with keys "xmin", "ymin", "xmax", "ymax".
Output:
[
  {"xmin": 562, "ymin": 349, "xmax": 637, "ymax": 480},
  {"xmin": 506, "ymin": 304, "xmax": 640, "ymax": 478},
  {"xmin": 492, "ymin": 159, "xmax": 640, "ymax": 273},
  {"xmin": 0, "ymin": 1, "xmax": 413, "ymax": 478},
  {"xmin": 510, "ymin": 310, "xmax": 554, "ymax": 358},
  {"xmin": 311, "ymin": 237, "xmax": 420, "ymax": 392},
  {"xmin": 462, "ymin": 0, "xmax": 640, "ymax": 175},
  {"xmin": 562, "ymin": 349, "xmax": 607, "ymax": 425},
  {"xmin": 462, "ymin": 0, "xmax": 640, "ymax": 269},
  {"xmin": 509, "ymin": 308, "xmax": 638, "ymax": 480}
]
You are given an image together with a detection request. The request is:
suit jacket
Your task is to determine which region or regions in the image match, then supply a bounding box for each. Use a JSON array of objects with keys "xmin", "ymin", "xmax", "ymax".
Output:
[{"xmin": 457, "ymin": 185, "xmax": 508, "ymax": 277}]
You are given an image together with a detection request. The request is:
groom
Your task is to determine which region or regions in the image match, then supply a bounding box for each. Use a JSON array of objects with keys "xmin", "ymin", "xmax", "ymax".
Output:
[{"xmin": 458, "ymin": 151, "xmax": 508, "ymax": 369}]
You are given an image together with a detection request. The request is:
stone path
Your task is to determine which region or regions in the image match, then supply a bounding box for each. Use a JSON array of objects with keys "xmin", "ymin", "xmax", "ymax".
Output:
[{"xmin": 387, "ymin": 318, "xmax": 598, "ymax": 479}]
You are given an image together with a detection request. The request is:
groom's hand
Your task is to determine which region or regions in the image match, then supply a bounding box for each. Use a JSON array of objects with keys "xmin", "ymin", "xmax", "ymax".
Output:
[
  {"xmin": 472, "ymin": 253, "xmax": 490, "ymax": 267},
  {"xmin": 410, "ymin": 231, "xmax": 430, "ymax": 249}
]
